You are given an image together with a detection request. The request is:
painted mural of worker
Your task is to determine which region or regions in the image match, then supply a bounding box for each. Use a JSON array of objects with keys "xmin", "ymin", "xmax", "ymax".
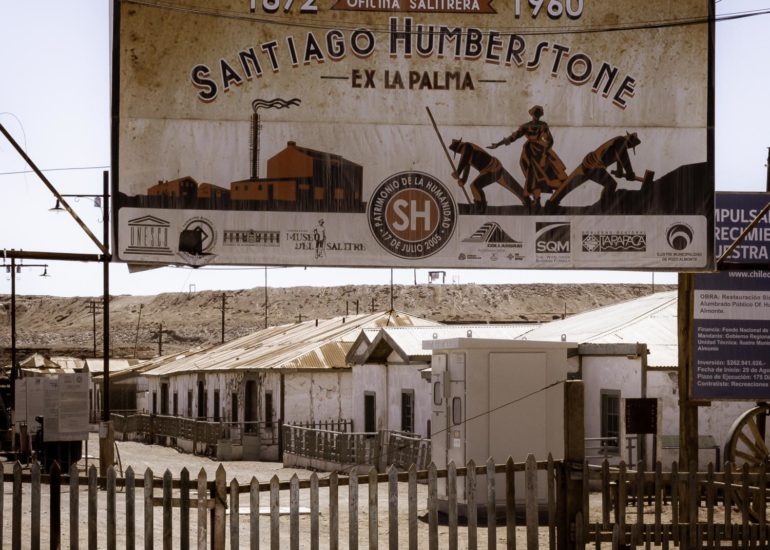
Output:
[
  {"xmin": 546, "ymin": 132, "xmax": 642, "ymax": 209},
  {"xmin": 448, "ymin": 139, "xmax": 530, "ymax": 212},
  {"xmin": 488, "ymin": 105, "xmax": 568, "ymax": 207}
]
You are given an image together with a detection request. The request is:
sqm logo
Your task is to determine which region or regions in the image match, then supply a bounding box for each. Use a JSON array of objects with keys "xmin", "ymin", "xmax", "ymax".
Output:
[
  {"xmin": 666, "ymin": 223, "xmax": 693, "ymax": 251},
  {"xmin": 535, "ymin": 222, "xmax": 571, "ymax": 254}
]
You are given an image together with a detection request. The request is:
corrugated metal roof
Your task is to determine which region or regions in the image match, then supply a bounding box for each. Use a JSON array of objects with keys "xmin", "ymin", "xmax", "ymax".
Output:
[
  {"xmin": 50, "ymin": 357, "xmax": 86, "ymax": 371},
  {"xmin": 370, "ymin": 325, "xmax": 536, "ymax": 360},
  {"xmin": 86, "ymin": 358, "xmax": 141, "ymax": 375},
  {"xmin": 140, "ymin": 311, "xmax": 437, "ymax": 376},
  {"xmin": 11, "ymin": 354, "xmax": 86, "ymax": 374},
  {"xmin": 520, "ymin": 291, "xmax": 678, "ymax": 367}
]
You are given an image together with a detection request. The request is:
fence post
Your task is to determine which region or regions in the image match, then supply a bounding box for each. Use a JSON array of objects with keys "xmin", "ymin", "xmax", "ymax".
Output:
[
  {"xmin": 144, "ymin": 468, "xmax": 154, "ymax": 550},
  {"xmin": 50, "ymin": 461, "xmax": 61, "ymax": 550},
  {"xmin": 231, "ymin": 478, "xmax": 240, "ymax": 550},
  {"xmin": 12, "ymin": 462, "xmax": 21, "ymax": 550},
  {"xmin": 250, "ymin": 477, "xmax": 260, "ymax": 550},
  {"xmin": 181, "ymin": 468, "xmax": 190, "ymax": 550},
  {"xmin": 525, "ymin": 455, "xmax": 539, "ymax": 550},
  {"xmin": 198, "ymin": 469, "xmax": 208, "ymax": 550},
  {"xmin": 329, "ymin": 471, "xmax": 339, "ymax": 550},
  {"xmin": 126, "ymin": 466, "xmax": 135, "ymax": 550},
  {"xmin": 214, "ymin": 465, "xmax": 227, "ymax": 550},
  {"xmin": 108, "ymin": 466, "xmax": 117, "ymax": 550},
  {"xmin": 31, "ymin": 461, "xmax": 40, "ymax": 550},
  {"xmin": 89, "ymin": 465, "xmax": 98, "ymax": 550},
  {"xmin": 164, "ymin": 470, "xmax": 174, "ymax": 550},
  {"xmin": 562, "ymin": 380, "xmax": 585, "ymax": 550}
]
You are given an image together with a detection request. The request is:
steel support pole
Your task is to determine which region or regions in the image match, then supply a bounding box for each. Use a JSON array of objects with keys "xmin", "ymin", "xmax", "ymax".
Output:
[
  {"xmin": 10, "ymin": 258, "xmax": 16, "ymax": 410},
  {"xmin": 677, "ymin": 273, "xmax": 698, "ymax": 521},
  {"xmin": 102, "ymin": 171, "xmax": 110, "ymax": 421},
  {"xmin": 100, "ymin": 171, "xmax": 114, "ymax": 477}
]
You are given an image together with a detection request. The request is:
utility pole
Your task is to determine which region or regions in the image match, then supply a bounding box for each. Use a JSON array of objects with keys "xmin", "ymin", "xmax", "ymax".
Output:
[
  {"xmin": 218, "ymin": 293, "xmax": 230, "ymax": 344},
  {"xmin": 133, "ymin": 304, "xmax": 143, "ymax": 358},
  {"xmin": 86, "ymin": 300, "xmax": 103, "ymax": 358},
  {"xmin": 390, "ymin": 268, "xmax": 394, "ymax": 311},
  {"xmin": 678, "ymin": 273, "xmax": 697, "ymax": 522}
]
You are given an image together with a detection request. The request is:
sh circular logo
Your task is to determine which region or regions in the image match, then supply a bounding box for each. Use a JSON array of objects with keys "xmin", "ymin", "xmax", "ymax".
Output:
[
  {"xmin": 666, "ymin": 223, "xmax": 693, "ymax": 251},
  {"xmin": 368, "ymin": 172, "xmax": 456, "ymax": 259}
]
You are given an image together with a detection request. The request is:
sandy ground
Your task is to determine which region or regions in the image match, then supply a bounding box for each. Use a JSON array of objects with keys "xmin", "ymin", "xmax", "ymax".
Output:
[{"xmin": 3, "ymin": 433, "xmax": 557, "ymax": 548}]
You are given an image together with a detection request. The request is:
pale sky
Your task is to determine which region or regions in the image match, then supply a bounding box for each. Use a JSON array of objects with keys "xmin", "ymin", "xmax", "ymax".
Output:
[{"xmin": 1, "ymin": 1, "xmax": 768, "ymax": 297}]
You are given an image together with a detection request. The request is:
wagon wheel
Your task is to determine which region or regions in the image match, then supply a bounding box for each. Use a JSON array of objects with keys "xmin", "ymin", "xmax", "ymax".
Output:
[{"xmin": 723, "ymin": 404, "xmax": 770, "ymax": 522}]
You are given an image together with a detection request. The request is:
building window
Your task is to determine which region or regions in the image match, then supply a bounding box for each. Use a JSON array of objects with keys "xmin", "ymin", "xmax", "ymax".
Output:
[
  {"xmin": 231, "ymin": 393, "xmax": 239, "ymax": 423},
  {"xmin": 245, "ymin": 380, "xmax": 257, "ymax": 433},
  {"xmin": 364, "ymin": 392, "xmax": 376, "ymax": 433},
  {"xmin": 214, "ymin": 390, "xmax": 221, "ymax": 422},
  {"xmin": 600, "ymin": 390, "xmax": 621, "ymax": 454},
  {"xmin": 187, "ymin": 390, "xmax": 193, "ymax": 418},
  {"xmin": 401, "ymin": 390, "xmax": 415, "ymax": 433},
  {"xmin": 433, "ymin": 381, "xmax": 442, "ymax": 405},
  {"xmin": 452, "ymin": 397, "xmax": 462, "ymax": 426},
  {"xmin": 152, "ymin": 392, "xmax": 157, "ymax": 415},
  {"xmin": 265, "ymin": 391, "xmax": 273, "ymax": 429},
  {"xmin": 173, "ymin": 392, "xmax": 178, "ymax": 416},
  {"xmin": 160, "ymin": 383, "xmax": 169, "ymax": 415},
  {"xmin": 197, "ymin": 381, "xmax": 206, "ymax": 419}
]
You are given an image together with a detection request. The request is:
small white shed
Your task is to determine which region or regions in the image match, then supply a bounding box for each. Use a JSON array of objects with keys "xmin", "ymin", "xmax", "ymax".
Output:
[{"xmin": 424, "ymin": 337, "xmax": 578, "ymax": 511}]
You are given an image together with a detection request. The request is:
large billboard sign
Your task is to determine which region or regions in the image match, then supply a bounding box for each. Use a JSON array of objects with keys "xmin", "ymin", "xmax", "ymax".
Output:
[
  {"xmin": 693, "ymin": 193, "xmax": 770, "ymax": 400},
  {"xmin": 113, "ymin": 0, "xmax": 713, "ymax": 269}
]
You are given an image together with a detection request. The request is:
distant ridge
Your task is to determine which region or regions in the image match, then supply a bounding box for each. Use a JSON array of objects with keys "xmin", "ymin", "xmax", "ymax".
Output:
[{"xmin": 0, "ymin": 283, "xmax": 674, "ymax": 360}]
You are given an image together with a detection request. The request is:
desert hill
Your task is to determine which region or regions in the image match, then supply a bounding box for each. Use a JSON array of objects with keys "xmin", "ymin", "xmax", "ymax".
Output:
[{"xmin": 0, "ymin": 284, "xmax": 674, "ymax": 360}]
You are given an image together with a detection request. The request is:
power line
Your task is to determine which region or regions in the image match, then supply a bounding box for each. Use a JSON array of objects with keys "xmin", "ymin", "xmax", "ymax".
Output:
[
  {"xmin": 0, "ymin": 165, "xmax": 110, "ymax": 177},
  {"xmin": 337, "ymin": 377, "xmax": 567, "ymax": 475},
  {"xmin": 125, "ymin": 0, "xmax": 770, "ymax": 36}
]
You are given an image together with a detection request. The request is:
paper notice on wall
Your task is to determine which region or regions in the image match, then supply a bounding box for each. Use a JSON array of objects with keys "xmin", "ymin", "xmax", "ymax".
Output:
[
  {"xmin": 43, "ymin": 377, "xmax": 61, "ymax": 441},
  {"xmin": 14, "ymin": 377, "xmax": 45, "ymax": 429},
  {"xmin": 54, "ymin": 373, "xmax": 90, "ymax": 442}
]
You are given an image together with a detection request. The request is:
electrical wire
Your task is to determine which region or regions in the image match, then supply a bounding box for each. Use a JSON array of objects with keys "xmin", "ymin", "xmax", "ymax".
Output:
[
  {"xmin": 124, "ymin": 0, "xmax": 770, "ymax": 37},
  {"xmin": 0, "ymin": 165, "xmax": 110, "ymax": 177},
  {"xmin": 336, "ymin": 377, "xmax": 567, "ymax": 475}
]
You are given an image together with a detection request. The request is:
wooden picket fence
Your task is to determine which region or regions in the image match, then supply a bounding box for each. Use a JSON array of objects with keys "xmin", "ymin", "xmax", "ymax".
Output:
[
  {"xmin": 0, "ymin": 454, "xmax": 562, "ymax": 550},
  {"xmin": 587, "ymin": 459, "xmax": 770, "ymax": 548},
  {"xmin": 7, "ymin": 454, "xmax": 770, "ymax": 549}
]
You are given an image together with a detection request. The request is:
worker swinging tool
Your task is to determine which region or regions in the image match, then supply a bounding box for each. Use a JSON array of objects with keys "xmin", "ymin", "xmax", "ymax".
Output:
[{"xmin": 425, "ymin": 107, "xmax": 472, "ymax": 204}]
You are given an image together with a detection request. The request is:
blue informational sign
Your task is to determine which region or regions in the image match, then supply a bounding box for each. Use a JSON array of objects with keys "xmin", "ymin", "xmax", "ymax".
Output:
[{"xmin": 693, "ymin": 193, "xmax": 770, "ymax": 400}]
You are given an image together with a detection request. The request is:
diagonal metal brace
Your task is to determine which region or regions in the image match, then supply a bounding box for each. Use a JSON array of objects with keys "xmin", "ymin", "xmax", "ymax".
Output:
[
  {"xmin": 0, "ymin": 122, "xmax": 108, "ymax": 256},
  {"xmin": 716, "ymin": 198, "xmax": 770, "ymax": 269}
]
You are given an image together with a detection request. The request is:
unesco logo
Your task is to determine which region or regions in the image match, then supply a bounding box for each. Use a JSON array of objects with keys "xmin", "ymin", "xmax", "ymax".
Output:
[
  {"xmin": 666, "ymin": 223, "xmax": 694, "ymax": 251},
  {"xmin": 367, "ymin": 172, "xmax": 457, "ymax": 259}
]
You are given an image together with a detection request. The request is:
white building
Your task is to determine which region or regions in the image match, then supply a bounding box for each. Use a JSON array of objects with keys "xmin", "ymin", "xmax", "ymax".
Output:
[
  {"xmin": 109, "ymin": 311, "xmax": 437, "ymax": 459},
  {"xmin": 512, "ymin": 291, "xmax": 751, "ymax": 469},
  {"xmin": 347, "ymin": 325, "xmax": 533, "ymax": 439}
]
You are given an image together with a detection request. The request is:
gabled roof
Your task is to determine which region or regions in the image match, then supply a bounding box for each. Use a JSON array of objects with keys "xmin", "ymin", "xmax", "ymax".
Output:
[
  {"xmin": 351, "ymin": 324, "xmax": 534, "ymax": 364},
  {"xmin": 1, "ymin": 354, "xmax": 88, "ymax": 376},
  {"xmin": 86, "ymin": 358, "xmax": 142, "ymax": 375},
  {"xmin": 131, "ymin": 311, "xmax": 438, "ymax": 377},
  {"xmin": 519, "ymin": 291, "xmax": 678, "ymax": 367}
]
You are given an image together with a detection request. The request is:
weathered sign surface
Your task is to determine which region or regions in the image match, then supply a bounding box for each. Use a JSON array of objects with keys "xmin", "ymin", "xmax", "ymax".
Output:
[
  {"xmin": 114, "ymin": 0, "xmax": 713, "ymax": 269},
  {"xmin": 693, "ymin": 193, "xmax": 770, "ymax": 400}
]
